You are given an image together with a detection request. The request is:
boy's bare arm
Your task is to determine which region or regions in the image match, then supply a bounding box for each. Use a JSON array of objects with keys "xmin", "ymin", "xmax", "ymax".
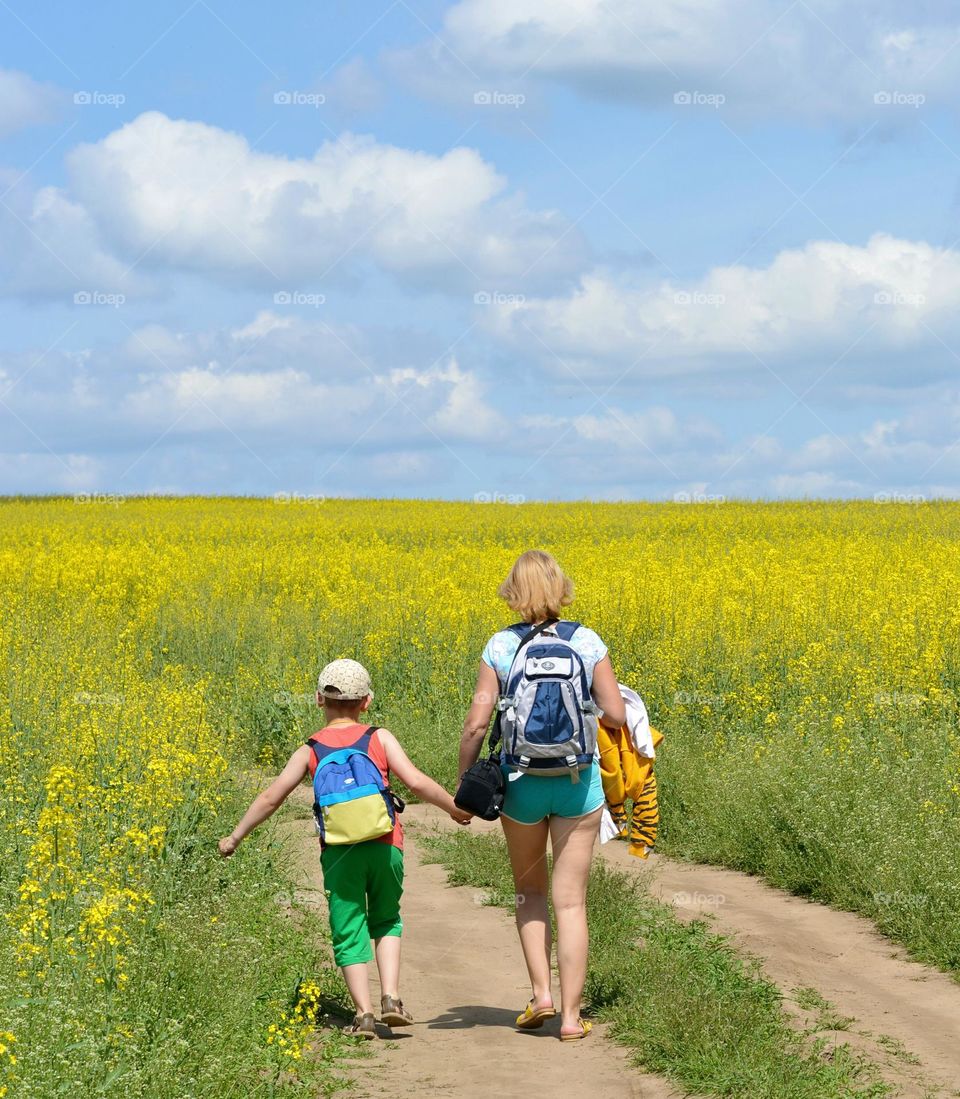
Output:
[
  {"xmin": 378, "ymin": 729, "xmax": 472, "ymax": 824},
  {"xmin": 218, "ymin": 744, "xmax": 313, "ymax": 856}
]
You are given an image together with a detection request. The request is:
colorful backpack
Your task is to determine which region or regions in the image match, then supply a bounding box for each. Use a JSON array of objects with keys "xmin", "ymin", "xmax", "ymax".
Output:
[
  {"xmin": 305, "ymin": 726, "xmax": 397, "ymax": 845},
  {"xmin": 495, "ymin": 620, "xmax": 600, "ymax": 781}
]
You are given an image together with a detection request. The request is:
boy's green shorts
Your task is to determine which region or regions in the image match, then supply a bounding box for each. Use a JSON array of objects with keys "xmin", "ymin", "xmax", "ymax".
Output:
[{"xmin": 320, "ymin": 842, "xmax": 404, "ymax": 967}]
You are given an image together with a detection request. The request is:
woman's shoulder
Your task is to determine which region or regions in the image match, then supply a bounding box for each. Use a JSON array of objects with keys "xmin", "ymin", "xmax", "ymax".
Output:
[
  {"xmin": 481, "ymin": 626, "xmax": 521, "ymax": 666},
  {"xmin": 566, "ymin": 623, "xmax": 608, "ymax": 661}
]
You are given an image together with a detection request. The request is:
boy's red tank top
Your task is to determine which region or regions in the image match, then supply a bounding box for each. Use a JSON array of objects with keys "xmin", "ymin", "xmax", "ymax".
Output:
[{"xmin": 306, "ymin": 722, "xmax": 403, "ymax": 850}]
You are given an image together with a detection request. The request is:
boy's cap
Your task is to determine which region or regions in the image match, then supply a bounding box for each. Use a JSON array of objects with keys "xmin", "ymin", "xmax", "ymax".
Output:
[{"xmin": 317, "ymin": 658, "xmax": 374, "ymax": 701}]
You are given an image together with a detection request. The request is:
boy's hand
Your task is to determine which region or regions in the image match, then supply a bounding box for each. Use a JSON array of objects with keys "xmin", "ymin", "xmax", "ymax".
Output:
[
  {"xmin": 449, "ymin": 808, "xmax": 473, "ymax": 825},
  {"xmin": 218, "ymin": 835, "xmax": 240, "ymax": 857}
]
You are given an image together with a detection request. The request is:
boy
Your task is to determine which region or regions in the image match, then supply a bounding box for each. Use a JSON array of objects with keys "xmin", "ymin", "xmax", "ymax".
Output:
[{"xmin": 219, "ymin": 658, "xmax": 471, "ymax": 1039}]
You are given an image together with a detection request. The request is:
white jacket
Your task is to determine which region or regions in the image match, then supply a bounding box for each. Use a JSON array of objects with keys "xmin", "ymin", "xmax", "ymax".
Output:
[{"xmin": 620, "ymin": 683, "xmax": 656, "ymax": 759}]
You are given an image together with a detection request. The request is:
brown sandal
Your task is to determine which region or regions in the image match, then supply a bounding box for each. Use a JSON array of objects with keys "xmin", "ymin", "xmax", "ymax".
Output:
[
  {"xmin": 349, "ymin": 1012, "xmax": 378, "ymax": 1040},
  {"xmin": 380, "ymin": 995, "xmax": 414, "ymax": 1027}
]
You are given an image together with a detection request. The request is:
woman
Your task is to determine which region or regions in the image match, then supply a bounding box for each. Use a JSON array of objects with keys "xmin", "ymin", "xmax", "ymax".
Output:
[{"xmin": 459, "ymin": 550, "xmax": 626, "ymax": 1041}]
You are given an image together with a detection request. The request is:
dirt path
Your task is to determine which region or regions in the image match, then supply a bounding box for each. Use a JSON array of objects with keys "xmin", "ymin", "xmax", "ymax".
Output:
[
  {"xmin": 280, "ymin": 793, "xmax": 960, "ymax": 1097},
  {"xmin": 402, "ymin": 805, "xmax": 960, "ymax": 1098},
  {"xmin": 599, "ymin": 841, "xmax": 960, "ymax": 1098},
  {"xmin": 280, "ymin": 790, "xmax": 682, "ymax": 1099}
]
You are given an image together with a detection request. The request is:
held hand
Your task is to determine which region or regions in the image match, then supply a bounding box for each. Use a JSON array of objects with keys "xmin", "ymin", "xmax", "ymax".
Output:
[
  {"xmin": 218, "ymin": 835, "xmax": 239, "ymax": 857},
  {"xmin": 449, "ymin": 807, "xmax": 473, "ymax": 825}
]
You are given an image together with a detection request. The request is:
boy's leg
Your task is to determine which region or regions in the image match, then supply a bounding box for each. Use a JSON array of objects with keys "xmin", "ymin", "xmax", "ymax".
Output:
[
  {"xmin": 374, "ymin": 935, "xmax": 401, "ymax": 999},
  {"xmin": 365, "ymin": 845, "xmax": 404, "ymax": 1000},
  {"xmin": 320, "ymin": 846, "xmax": 376, "ymax": 1015},
  {"xmin": 341, "ymin": 963, "xmax": 373, "ymax": 1015}
]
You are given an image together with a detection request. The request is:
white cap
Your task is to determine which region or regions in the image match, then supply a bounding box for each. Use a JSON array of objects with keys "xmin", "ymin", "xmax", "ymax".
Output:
[{"xmin": 317, "ymin": 658, "xmax": 374, "ymax": 701}]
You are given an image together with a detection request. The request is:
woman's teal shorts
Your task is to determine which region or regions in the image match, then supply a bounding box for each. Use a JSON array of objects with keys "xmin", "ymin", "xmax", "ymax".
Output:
[{"xmin": 499, "ymin": 760, "xmax": 604, "ymax": 825}]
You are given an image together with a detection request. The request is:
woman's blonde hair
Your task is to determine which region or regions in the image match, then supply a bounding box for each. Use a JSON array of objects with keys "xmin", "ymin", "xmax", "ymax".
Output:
[{"xmin": 498, "ymin": 550, "xmax": 574, "ymax": 623}]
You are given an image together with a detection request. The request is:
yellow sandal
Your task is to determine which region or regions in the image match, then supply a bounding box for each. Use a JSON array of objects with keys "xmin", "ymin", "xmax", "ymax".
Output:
[
  {"xmin": 559, "ymin": 1019, "xmax": 593, "ymax": 1042},
  {"xmin": 515, "ymin": 1000, "xmax": 557, "ymax": 1029}
]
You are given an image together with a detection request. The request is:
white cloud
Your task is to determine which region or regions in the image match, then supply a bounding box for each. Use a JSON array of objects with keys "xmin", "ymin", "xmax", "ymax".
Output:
[
  {"xmin": 363, "ymin": 449, "xmax": 433, "ymax": 481},
  {"xmin": 0, "ymin": 315, "xmax": 513, "ymax": 492},
  {"xmin": 231, "ymin": 311, "xmax": 295, "ymax": 341},
  {"xmin": 320, "ymin": 57, "xmax": 387, "ymax": 117},
  {"xmin": 0, "ymin": 69, "xmax": 65, "ymax": 137},
  {"xmin": 395, "ymin": 0, "xmax": 960, "ymax": 122},
  {"xmin": 123, "ymin": 365, "xmax": 345, "ymax": 433},
  {"xmin": 0, "ymin": 179, "xmax": 147, "ymax": 299},
  {"xmin": 484, "ymin": 233, "xmax": 960, "ymax": 383},
  {"xmin": 2, "ymin": 303, "xmax": 959, "ymax": 499},
  {"xmin": 574, "ymin": 404, "xmax": 721, "ymax": 451},
  {"xmin": 61, "ymin": 111, "xmax": 583, "ymax": 291},
  {"xmin": 770, "ymin": 470, "xmax": 863, "ymax": 496},
  {"xmin": 0, "ymin": 451, "xmax": 100, "ymax": 493},
  {"xmin": 389, "ymin": 357, "xmax": 505, "ymax": 441}
]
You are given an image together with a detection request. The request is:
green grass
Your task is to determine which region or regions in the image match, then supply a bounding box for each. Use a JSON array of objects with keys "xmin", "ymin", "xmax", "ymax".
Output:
[
  {"xmin": 791, "ymin": 988, "xmax": 856, "ymax": 1033},
  {"xmin": 419, "ymin": 827, "xmax": 892, "ymax": 1099},
  {"xmin": 654, "ymin": 729, "xmax": 960, "ymax": 976},
  {"xmin": 2, "ymin": 785, "xmax": 359, "ymax": 1098}
]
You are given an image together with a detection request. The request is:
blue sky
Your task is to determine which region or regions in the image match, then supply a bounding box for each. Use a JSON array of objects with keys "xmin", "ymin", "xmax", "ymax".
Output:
[{"xmin": 2, "ymin": 0, "xmax": 960, "ymax": 500}]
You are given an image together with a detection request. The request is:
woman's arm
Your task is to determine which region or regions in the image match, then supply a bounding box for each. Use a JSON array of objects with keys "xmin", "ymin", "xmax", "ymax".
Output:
[
  {"xmin": 218, "ymin": 744, "xmax": 312, "ymax": 856},
  {"xmin": 379, "ymin": 729, "xmax": 472, "ymax": 823},
  {"xmin": 459, "ymin": 661, "xmax": 499, "ymax": 779},
  {"xmin": 590, "ymin": 654, "xmax": 626, "ymax": 728}
]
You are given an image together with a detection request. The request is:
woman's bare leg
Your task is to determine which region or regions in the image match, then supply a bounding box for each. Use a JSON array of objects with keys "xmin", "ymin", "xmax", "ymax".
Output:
[
  {"xmin": 549, "ymin": 807, "xmax": 601, "ymax": 1033},
  {"xmin": 500, "ymin": 814, "xmax": 553, "ymax": 1008}
]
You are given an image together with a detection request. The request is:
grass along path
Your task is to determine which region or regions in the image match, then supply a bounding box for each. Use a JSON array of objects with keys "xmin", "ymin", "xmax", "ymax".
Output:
[{"xmin": 597, "ymin": 838, "xmax": 960, "ymax": 1098}]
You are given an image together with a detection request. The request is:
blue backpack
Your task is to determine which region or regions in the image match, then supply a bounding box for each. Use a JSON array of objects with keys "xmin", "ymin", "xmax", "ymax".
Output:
[
  {"xmin": 306, "ymin": 726, "xmax": 398, "ymax": 845},
  {"xmin": 494, "ymin": 620, "xmax": 599, "ymax": 781}
]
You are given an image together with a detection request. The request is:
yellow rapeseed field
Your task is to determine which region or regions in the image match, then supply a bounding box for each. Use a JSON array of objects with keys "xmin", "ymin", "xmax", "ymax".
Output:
[{"xmin": 2, "ymin": 496, "xmax": 959, "ymax": 1094}]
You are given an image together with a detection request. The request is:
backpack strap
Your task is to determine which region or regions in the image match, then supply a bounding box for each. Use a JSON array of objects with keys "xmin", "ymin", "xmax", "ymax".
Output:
[
  {"xmin": 361, "ymin": 727, "xmax": 389, "ymax": 784},
  {"xmin": 507, "ymin": 619, "xmax": 575, "ymax": 639},
  {"xmin": 501, "ymin": 618, "xmax": 560, "ymax": 699},
  {"xmin": 553, "ymin": 620, "xmax": 581, "ymax": 641},
  {"xmin": 305, "ymin": 724, "xmax": 380, "ymax": 771},
  {"xmin": 489, "ymin": 619, "xmax": 558, "ymax": 755}
]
